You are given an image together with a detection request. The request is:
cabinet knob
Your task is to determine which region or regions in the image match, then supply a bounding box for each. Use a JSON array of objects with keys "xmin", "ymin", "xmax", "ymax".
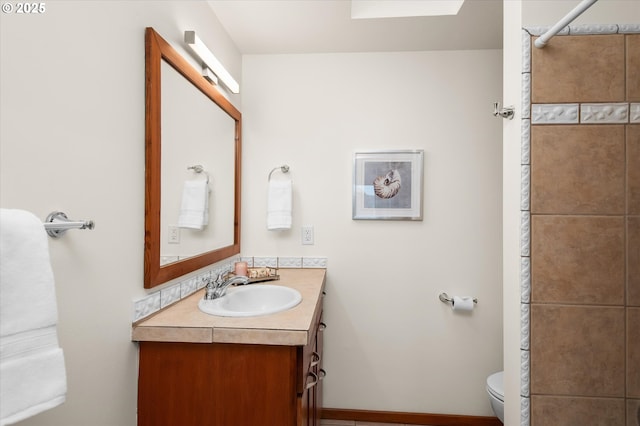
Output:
[{"xmin": 318, "ymin": 322, "xmax": 327, "ymax": 332}]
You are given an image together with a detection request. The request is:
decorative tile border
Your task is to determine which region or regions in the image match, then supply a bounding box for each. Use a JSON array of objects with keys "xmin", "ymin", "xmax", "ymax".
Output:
[
  {"xmin": 520, "ymin": 257, "xmax": 531, "ymax": 305},
  {"xmin": 521, "ymin": 396, "xmax": 530, "ymax": 426},
  {"xmin": 631, "ymin": 103, "xmax": 640, "ymax": 123},
  {"xmin": 520, "ymin": 24, "xmax": 638, "ymax": 426},
  {"xmin": 160, "ymin": 284, "xmax": 182, "ymax": 309},
  {"xmin": 532, "ymin": 102, "xmax": 635, "ymax": 124},
  {"xmin": 520, "ymin": 303, "xmax": 530, "ymax": 350},
  {"xmin": 132, "ymin": 255, "xmax": 328, "ymax": 322},
  {"xmin": 570, "ymin": 23, "xmax": 618, "ymax": 35},
  {"xmin": 581, "ymin": 103, "xmax": 629, "ymax": 123},
  {"xmin": 520, "ymin": 211, "xmax": 530, "ymax": 258},
  {"xmin": 521, "ymin": 73, "xmax": 531, "ymax": 120},
  {"xmin": 521, "ymin": 119, "xmax": 530, "ymax": 164},
  {"xmin": 252, "ymin": 256, "xmax": 278, "ymax": 268},
  {"xmin": 525, "ymin": 26, "xmax": 569, "ymax": 37},
  {"xmin": 521, "ymin": 165, "xmax": 530, "ymax": 211},
  {"xmin": 619, "ymin": 24, "xmax": 640, "ymax": 33},
  {"xmin": 277, "ymin": 257, "xmax": 303, "ymax": 268},
  {"xmin": 531, "ymin": 104, "xmax": 579, "ymax": 124},
  {"xmin": 525, "ymin": 23, "xmax": 640, "ymax": 36},
  {"xmin": 180, "ymin": 276, "xmax": 198, "ymax": 298},
  {"xmin": 302, "ymin": 257, "xmax": 328, "ymax": 268},
  {"xmin": 520, "ymin": 350, "xmax": 530, "ymax": 397},
  {"xmin": 133, "ymin": 292, "xmax": 161, "ymax": 323}
]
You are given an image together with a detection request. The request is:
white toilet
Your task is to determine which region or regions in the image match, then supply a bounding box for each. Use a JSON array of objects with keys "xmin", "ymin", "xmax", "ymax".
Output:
[{"xmin": 486, "ymin": 371, "xmax": 504, "ymax": 424}]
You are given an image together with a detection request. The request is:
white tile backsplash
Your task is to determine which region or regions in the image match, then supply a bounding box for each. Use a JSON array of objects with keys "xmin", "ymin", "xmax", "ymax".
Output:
[
  {"xmin": 133, "ymin": 292, "xmax": 161, "ymax": 322},
  {"xmin": 132, "ymin": 255, "xmax": 327, "ymax": 322},
  {"xmin": 278, "ymin": 257, "xmax": 303, "ymax": 268},
  {"xmin": 253, "ymin": 256, "xmax": 278, "ymax": 268},
  {"xmin": 180, "ymin": 277, "xmax": 198, "ymax": 298},
  {"xmin": 302, "ymin": 257, "xmax": 328, "ymax": 268},
  {"xmin": 160, "ymin": 284, "xmax": 181, "ymax": 308}
]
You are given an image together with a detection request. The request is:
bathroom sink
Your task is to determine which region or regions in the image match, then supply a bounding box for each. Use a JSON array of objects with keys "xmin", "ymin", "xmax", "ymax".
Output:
[{"xmin": 197, "ymin": 284, "xmax": 302, "ymax": 317}]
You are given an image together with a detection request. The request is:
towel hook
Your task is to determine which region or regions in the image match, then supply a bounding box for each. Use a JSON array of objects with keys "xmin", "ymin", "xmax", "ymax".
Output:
[
  {"xmin": 268, "ymin": 165, "xmax": 290, "ymax": 181},
  {"xmin": 187, "ymin": 164, "xmax": 210, "ymax": 183},
  {"xmin": 493, "ymin": 102, "xmax": 515, "ymax": 120}
]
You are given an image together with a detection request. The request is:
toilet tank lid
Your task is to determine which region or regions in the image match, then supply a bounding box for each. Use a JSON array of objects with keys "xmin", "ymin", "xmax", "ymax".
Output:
[{"xmin": 487, "ymin": 371, "xmax": 504, "ymax": 397}]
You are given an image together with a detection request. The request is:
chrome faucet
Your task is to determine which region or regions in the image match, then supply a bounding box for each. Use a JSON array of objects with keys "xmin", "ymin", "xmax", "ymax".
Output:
[{"xmin": 204, "ymin": 271, "xmax": 250, "ymax": 300}]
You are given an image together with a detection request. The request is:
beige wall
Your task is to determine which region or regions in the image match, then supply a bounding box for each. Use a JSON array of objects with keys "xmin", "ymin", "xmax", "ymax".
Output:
[
  {"xmin": 0, "ymin": 2, "xmax": 240, "ymax": 425},
  {"xmin": 241, "ymin": 50, "xmax": 504, "ymax": 415}
]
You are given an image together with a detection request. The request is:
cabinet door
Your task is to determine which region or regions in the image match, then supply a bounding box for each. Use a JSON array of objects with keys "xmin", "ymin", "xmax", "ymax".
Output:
[
  {"xmin": 298, "ymin": 374, "xmax": 314, "ymax": 426},
  {"xmin": 138, "ymin": 342, "xmax": 298, "ymax": 426},
  {"xmin": 306, "ymin": 366, "xmax": 320, "ymax": 426},
  {"xmin": 315, "ymin": 317, "xmax": 326, "ymax": 425}
]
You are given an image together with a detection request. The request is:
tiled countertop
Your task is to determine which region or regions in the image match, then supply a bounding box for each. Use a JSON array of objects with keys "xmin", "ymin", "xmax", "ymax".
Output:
[{"xmin": 132, "ymin": 268, "xmax": 326, "ymax": 346}]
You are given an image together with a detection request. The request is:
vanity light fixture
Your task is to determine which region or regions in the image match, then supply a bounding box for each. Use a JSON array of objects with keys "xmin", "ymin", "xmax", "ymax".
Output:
[
  {"xmin": 202, "ymin": 66, "xmax": 219, "ymax": 85},
  {"xmin": 184, "ymin": 30, "xmax": 239, "ymax": 94}
]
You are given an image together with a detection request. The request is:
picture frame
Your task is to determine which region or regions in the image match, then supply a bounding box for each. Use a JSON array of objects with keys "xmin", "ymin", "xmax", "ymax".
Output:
[{"xmin": 352, "ymin": 150, "xmax": 424, "ymax": 220}]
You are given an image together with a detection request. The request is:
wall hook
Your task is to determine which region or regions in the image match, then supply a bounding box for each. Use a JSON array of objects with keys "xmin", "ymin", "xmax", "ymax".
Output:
[{"xmin": 493, "ymin": 102, "xmax": 515, "ymax": 120}]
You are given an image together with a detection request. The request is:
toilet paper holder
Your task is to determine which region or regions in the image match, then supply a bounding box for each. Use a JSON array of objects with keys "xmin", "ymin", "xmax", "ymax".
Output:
[{"xmin": 439, "ymin": 292, "xmax": 477, "ymax": 305}]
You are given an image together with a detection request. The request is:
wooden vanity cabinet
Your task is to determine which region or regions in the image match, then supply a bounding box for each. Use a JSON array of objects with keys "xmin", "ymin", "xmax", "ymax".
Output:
[
  {"xmin": 137, "ymin": 305, "xmax": 325, "ymax": 426},
  {"xmin": 300, "ymin": 311, "xmax": 325, "ymax": 426}
]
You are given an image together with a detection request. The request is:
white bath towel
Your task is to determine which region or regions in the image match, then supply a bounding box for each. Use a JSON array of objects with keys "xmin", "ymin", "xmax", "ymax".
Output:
[
  {"xmin": 0, "ymin": 209, "xmax": 67, "ymax": 425},
  {"xmin": 267, "ymin": 178, "xmax": 292, "ymax": 230},
  {"xmin": 177, "ymin": 180, "xmax": 210, "ymax": 230}
]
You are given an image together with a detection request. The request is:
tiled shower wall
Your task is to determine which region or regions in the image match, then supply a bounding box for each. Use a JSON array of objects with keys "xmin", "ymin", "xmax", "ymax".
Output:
[{"xmin": 525, "ymin": 32, "xmax": 639, "ymax": 425}]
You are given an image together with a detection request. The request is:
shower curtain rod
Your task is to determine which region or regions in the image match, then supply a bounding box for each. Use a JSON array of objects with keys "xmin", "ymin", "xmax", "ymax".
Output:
[{"xmin": 534, "ymin": 0, "xmax": 598, "ymax": 48}]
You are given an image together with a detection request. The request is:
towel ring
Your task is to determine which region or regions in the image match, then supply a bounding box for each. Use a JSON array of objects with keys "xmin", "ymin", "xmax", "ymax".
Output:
[
  {"xmin": 268, "ymin": 165, "xmax": 290, "ymax": 181},
  {"xmin": 187, "ymin": 165, "xmax": 210, "ymax": 183}
]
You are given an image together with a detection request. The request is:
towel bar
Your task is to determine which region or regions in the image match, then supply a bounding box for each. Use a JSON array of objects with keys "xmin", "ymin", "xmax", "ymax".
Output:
[{"xmin": 44, "ymin": 211, "xmax": 94, "ymax": 238}]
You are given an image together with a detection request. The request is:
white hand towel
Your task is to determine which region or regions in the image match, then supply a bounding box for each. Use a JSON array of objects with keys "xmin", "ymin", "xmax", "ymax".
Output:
[
  {"xmin": 267, "ymin": 178, "xmax": 292, "ymax": 230},
  {"xmin": 177, "ymin": 180, "xmax": 210, "ymax": 230},
  {"xmin": 0, "ymin": 209, "xmax": 67, "ymax": 425}
]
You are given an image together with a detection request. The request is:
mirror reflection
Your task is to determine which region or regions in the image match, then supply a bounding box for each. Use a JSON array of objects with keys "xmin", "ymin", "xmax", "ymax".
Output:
[
  {"xmin": 160, "ymin": 60, "xmax": 236, "ymax": 266},
  {"xmin": 144, "ymin": 27, "xmax": 241, "ymax": 289}
]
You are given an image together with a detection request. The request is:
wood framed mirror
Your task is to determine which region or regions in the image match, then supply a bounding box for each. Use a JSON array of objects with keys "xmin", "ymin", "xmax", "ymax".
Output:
[{"xmin": 144, "ymin": 27, "xmax": 241, "ymax": 288}]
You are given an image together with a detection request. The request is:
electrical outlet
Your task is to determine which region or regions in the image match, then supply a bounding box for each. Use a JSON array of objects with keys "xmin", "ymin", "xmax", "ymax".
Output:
[
  {"xmin": 168, "ymin": 226, "xmax": 180, "ymax": 244},
  {"xmin": 301, "ymin": 225, "xmax": 314, "ymax": 245}
]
